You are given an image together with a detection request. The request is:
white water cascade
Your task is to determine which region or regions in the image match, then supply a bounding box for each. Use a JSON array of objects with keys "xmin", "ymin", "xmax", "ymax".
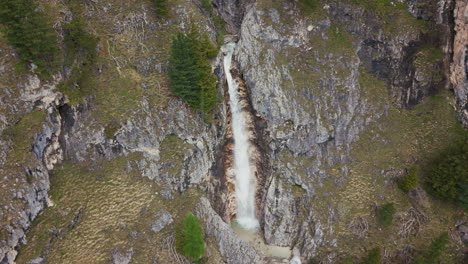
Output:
[{"xmin": 223, "ymin": 42, "xmax": 259, "ymax": 230}]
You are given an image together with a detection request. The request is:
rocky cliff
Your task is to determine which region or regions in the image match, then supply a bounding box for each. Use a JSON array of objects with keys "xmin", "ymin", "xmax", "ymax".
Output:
[{"xmin": 0, "ymin": 0, "xmax": 467, "ymax": 264}]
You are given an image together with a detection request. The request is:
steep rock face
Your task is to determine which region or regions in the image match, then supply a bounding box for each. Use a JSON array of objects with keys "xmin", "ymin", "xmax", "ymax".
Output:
[
  {"xmin": 59, "ymin": 98, "xmax": 222, "ymax": 195},
  {"xmin": 450, "ymin": 0, "xmax": 468, "ymax": 126},
  {"xmin": 195, "ymin": 197, "xmax": 264, "ymax": 264},
  {"xmin": 235, "ymin": 2, "xmax": 387, "ymax": 255},
  {"xmin": 0, "ymin": 72, "xmax": 64, "ymax": 263},
  {"xmin": 1, "ymin": 0, "xmax": 227, "ymax": 262},
  {"xmin": 231, "ymin": 0, "xmax": 460, "ymax": 260}
]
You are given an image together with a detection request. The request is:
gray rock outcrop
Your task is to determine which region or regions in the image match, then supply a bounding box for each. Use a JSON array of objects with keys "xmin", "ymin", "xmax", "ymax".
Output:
[{"xmin": 195, "ymin": 197, "xmax": 264, "ymax": 264}]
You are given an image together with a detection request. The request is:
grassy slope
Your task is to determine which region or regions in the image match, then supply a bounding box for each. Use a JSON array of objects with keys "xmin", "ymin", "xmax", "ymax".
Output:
[
  {"xmin": 15, "ymin": 155, "xmax": 205, "ymax": 263},
  {"xmin": 10, "ymin": 0, "xmax": 219, "ymax": 263}
]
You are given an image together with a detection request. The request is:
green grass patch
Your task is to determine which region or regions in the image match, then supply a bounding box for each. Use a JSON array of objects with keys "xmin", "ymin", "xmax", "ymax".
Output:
[
  {"xmin": 377, "ymin": 202, "xmax": 395, "ymax": 227},
  {"xmin": 2, "ymin": 110, "xmax": 47, "ymax": 164}
]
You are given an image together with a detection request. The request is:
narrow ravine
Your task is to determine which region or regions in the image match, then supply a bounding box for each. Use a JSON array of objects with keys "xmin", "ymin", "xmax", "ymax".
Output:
[{"xmin": 222, "ymin": 42, "xmax": 259, "ymax": 230}]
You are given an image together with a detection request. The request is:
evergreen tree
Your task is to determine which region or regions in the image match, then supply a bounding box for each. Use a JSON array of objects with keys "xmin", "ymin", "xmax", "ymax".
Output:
[
  {"xmin": 0, "ymin": 0, "xmax": 58, "ymax": 76},
  {"xmin": 168, "ymin": 28, "xmax": 218, "ymax": 114},
  {"xmin": 168, "ymin": 32, "xmax": 201, "ymax": 107},
  {"xmin": 182, "ymin": 213, "xmax": 205, "ymax": 261}
]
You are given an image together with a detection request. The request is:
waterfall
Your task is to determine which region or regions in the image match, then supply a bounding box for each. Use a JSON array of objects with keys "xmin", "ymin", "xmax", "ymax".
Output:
[{"xmin": 223, "ymin": 42, "xmax": 259, "ymax": 230}]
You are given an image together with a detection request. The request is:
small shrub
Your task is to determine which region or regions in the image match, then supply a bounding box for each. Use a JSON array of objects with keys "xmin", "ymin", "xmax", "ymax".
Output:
[
  {"xmin": 377, "ymin": 203, "xmax": 396, "ymax": 227},
  {"xmin": 299, "ymin": 0, "xmax": 318, "ymax": 14},
  {"xmin": 151, "ymin": 0, "xmax": 169, "ymax": 18},
  {"xmin": 398, "ymin": 165, "xmax": 419, "ymax": 192},
  {"xmin": 0, "ymin": 0, "xmax": 59, "ymax": 77},
  {"xmin": 361, "ymin": 248, "xmax": 381, "ymax": 264},
  {"xmin": 411, "ymin": 233, "xmax": 449, "ymax": 264}
]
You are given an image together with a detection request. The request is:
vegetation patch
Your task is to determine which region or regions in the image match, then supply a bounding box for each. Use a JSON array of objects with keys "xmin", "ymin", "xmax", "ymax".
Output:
[
  {"xmin": 168, "ymin": 26, "xmax": 218, "ymax": 115},
  {"xmin": 348, "ymin": 0, "xmax": 429, "ymax": 35},
  {"xmin": 411, "ymin": 232, "xmax": 449, "ymax": 264},
  {"xmin": 377, "ymin": 202, "xmax": 396, "ymax": 227},
  {"xmin": 2, "ymin": 110, "xmax": 47, "ymax": 164},
  {"xmin": 0, "ymin": 0, "xmax": 59, "ymax": 77},
  {"xmin": 425, "ymin": 137, "xmax": 468, "ymax": 210},
  {"xmin": 16, "ymin": 154, "xmax": 205, "ymax": 263},
  {"xmin": 58, "ymin": 5, "xmax": 99, "ymax": 105},
  {"xmin": 361, "ymin": 247, "xmax": 381, "ymax": 264},
  {"xmin": 397, "ymin": 165, "xmax": 419, "ymax": 192},
  {"xmin": 159, "ymin": 134, "xmax": 194, "ymax": 177},
  {"xmin": 298, "ymin": 0, "xmax": 319, "ymax": 14},
  {"xmin": 151, "ymin": 0, "xmax": 169, "ymax": 18}
]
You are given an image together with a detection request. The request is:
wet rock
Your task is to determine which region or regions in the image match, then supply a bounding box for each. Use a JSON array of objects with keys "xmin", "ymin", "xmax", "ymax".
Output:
[
  {"xmin": 151, "ymin": 209, "xmax": 173, "ymax": 233},
  {"xmin": 195, "ymin": 197, "xmax": 263, "ymax": 264}
]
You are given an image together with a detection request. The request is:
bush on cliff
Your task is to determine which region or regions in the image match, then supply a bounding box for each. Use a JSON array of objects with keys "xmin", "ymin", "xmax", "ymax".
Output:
[
  {"xmin": 398, "ymin": 165, "xmax": 419, "ymax": 192},
  {"xmin": 58, "ymin": 15, "xmax": 99, "ymax": 105},
  {"xmin": 425, "ymin": 139, "xmax": 468, "ymax": 210},
  {"xmin": 0, "ymin": 0, "xmax": 59, "ymax": 76}
]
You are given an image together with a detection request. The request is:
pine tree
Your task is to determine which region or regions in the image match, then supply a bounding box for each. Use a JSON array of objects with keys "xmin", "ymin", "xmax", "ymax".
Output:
[
  {"xmin": 168, "ymin": 28, "xmax": 218, "ymax": 114},
  {"xmin": 182, "ymin": 213, "xmax": 205, "ymax": 261},
  {"xmin": 168, "ymin": 32, "xmax": 201, "ymax": 108}
]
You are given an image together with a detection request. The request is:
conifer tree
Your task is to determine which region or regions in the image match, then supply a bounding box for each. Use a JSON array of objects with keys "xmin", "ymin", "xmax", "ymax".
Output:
[
  {"xmin": 168, "ymin": 27, "xmax": 218, "ymax": 114},
  {"xmin": 168, "ymin": 32, "xmax": 201, "ymax": 107},
  {"xmin": 182, "ymin": 213, "xmax": 205, "ymax": 261}
]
